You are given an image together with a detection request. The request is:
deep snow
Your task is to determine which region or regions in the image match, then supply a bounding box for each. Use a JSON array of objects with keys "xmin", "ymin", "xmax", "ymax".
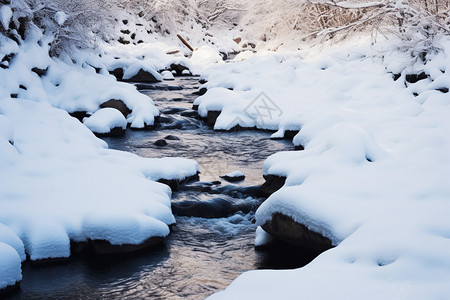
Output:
[{"xmin": 197, "ymin": 42, "xmax": 450, "ymax": 299}]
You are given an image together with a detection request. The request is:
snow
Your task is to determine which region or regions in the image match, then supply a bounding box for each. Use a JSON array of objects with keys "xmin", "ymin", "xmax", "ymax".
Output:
[
  {"xmin": 222, "ymin": 171, "xmax": 245, "ymax": 178},
  {"xmin": 254, "ymin": 226, "xmax": 273, "ymax": 247},
  {"xmin": 83, "ymin": 108, "xmax": 127, "ymax": 134},
  {"xmin": 0, "ymin": 5, "xmax": 12, "ymax": 30},
  {"xmin": 202, "ymin": 41, "xmax": 450, "ymax": 299},
  {"xmin": 0, "ymin": 224, "xmax": 25, "ymax": 262},
  {"xmin": 190, "ymin": 46, "xmax": 224, "ymax": 74},
  {"xmin": 0, "ymin": 243, "xmax": 21, "ymax": 290},
  {"xmin": 161, "ymin": 70, "xmax": 175, "ymax": 80},
  {"xmin": 54, "ymin": 11, "xmax": 67, "ymax": 26}
]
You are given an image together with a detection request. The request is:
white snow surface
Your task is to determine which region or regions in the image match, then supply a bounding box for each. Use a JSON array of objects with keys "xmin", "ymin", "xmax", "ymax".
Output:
[
  {"xmin": 204, "ymin": 41, "xmax": 450, "ymax": 299},
  {"xmin": 0, "ymin": 243, "xmax": 21, "ymax": 290},
  {"xmin": 161, "ymin": 70, "xmax": 175, "ymax": 80},
  {"xmin": 54, "ymin": 11, "xmax": 67, "ymax": 26},
  {"xmin": 222, "ymin": 170, "xmax": 245, "ymax": 178},
  {"xmin": 254, "ymin": 226, "xmax": 273, "ymax": 247},
  {"xmin": 0, "ymin": 5, "xmax": 12, "ymax": 30},
  {"xmin": 83, "ymin": 108, "xmax": 127, "ymax": 134}
]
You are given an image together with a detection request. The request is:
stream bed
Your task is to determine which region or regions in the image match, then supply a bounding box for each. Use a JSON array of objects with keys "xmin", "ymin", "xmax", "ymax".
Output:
[{"xmin": 5, "ymin": 77, "xmax": 319, "ymax": 300}]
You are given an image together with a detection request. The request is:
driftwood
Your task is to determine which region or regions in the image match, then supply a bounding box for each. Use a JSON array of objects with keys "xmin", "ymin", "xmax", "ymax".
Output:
[{"xmin": 177, "ymin": 34, "xmax": 194, "ymax": 52}]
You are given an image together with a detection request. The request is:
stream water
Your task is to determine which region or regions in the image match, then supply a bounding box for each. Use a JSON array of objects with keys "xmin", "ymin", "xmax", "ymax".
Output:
[{"xmin": 6, "ymin": 77, "xmax": 319, "ymax": 300}]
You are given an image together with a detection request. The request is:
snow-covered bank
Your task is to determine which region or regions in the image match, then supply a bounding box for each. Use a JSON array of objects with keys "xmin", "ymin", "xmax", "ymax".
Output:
[
  {"xmin": 0, "ymin": 96, "xmax": 198, "ymax": 261},
  {"xmin": 203, "ymin": 41, "xmax": 450, "ymax": 298}
]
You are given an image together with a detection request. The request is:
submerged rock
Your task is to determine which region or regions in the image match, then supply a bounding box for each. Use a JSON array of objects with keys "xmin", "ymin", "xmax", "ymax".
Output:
[
  {"xmin": 261, "ymin": 213, "xmax": 333, "ymax": 251},
  {"xmin": 220, "ymin": 171, "xmax": 245, "ymax": 182},
  {"xmin": 164, "ymin": 135, "xmax": 180, "ymax": 140},
  {"xmin": 154, "ymin": 139, "xmax": 168, "ymax": 146},
  {"xmin": 172, "ymin": 198, "xmax": 234, "ymax": 218}
]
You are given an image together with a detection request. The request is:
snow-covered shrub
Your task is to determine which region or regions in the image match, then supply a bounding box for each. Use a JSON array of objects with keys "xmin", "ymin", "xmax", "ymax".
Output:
[
  {"xmin": 119, "ymin": 0, "xmax": 244, "ymax": 34},
  {"xmin": 6, "ymin": 0, "xmax": 116, "ymax": 56}
]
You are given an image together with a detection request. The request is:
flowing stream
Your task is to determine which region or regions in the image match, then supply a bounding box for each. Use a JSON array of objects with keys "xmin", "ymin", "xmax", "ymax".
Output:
[{"xmin": 6, "ymin": 77, "xmax": 319, "ymax": 300}]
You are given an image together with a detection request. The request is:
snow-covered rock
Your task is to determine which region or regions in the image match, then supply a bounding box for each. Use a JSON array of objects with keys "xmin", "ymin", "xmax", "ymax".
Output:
[
  {"xmin": 220, "ymin": 170, "xmax": 245, "ymax": 182},
  {"xmin": 161, "ymin": 70, "xmax": 175, "ymax": 80},
  {"xmin": 0, "ymin": 5, "xmax": 12, "ymax": 31},
  {"xmin": 0, "ymin": 243, "xmax": 21, "ymax": 291},
  {"xmin": 190, "ymin": 46, "xmax": 224, "ymax": 74},
  {"xmin": 83, "ymin": 108, "xmax": 127, "ymax": 136}
]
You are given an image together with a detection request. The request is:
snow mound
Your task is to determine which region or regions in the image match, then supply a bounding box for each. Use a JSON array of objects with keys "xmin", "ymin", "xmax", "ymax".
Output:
[
  {"xmin": 0, "ymin": 224, "xmax": 25, "ymax": 262},
  {"xmin": 190, "ymin": 46, "xmax": 224, "ymax": 74},
  {"xmin": 161, "ymin": 70, "xmax": 175, "ymax": 80},
  {"xmin": 0, "ymin": 243, "xmax": 21, "ymax": 290},
  {"xmin": 254, "ymin": 226, "xmax": 273, "ymax": 247},
  {"xmin": 83, "ymin": 108, "xmax": 127, "ymax": 134}
]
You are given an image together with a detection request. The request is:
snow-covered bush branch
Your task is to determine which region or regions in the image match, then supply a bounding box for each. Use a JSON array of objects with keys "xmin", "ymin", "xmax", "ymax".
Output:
[
  {"xmin": 5, "ymin": 0, "xmax": 116, "ymax": 56},
  {"xmin": 118, "ymin": 0, "xmax": 244, "ymax": 34}
]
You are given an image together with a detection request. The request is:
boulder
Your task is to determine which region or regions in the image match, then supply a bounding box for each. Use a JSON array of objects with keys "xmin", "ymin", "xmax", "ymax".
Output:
[
  {"xmin": 220, "ymin": 171, "xmax": 245, "ymax": 183},
  {"xmin": 123, "ymin": 68, "xmax": 160, "ymax": 83},
  {"xmin": 206, "ymin": 110, "xmax": 221, "ymax": 127},
  {"xmin": 172, "ymin": 198, "xmax": 234, "ymax": 218},
  {"xmin": 261, "ymin": 213, "xmax": 333, "ymax": 251},
  {"xmin": 154, "ymin": 139, "xmax": 168, "ymax": 146},
  {"xmin": 259, "ymin": 174, "xmax": 286, "ymax": 197},
  {"xmin": 169, "ymin": 63, "xmax": 190, "ymax": 76},
  {"xmin": 100, "ymin": 99, "xmax": 132, "ymax": 117},
  {"xmin": 89, "ymin": 236, "xmax": 165, "ymax": 255}
]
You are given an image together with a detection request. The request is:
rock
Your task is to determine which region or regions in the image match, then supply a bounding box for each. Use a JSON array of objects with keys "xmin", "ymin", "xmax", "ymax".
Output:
[
  {"xmin": 154, "ymin": 139, "xmax": 168, "ymax": 146},
  {"xmin": 284, "ymin": 130, "xmax": 300, "ymax": 139},
  {"xmin": 193, "ymin": 87, "xmax": 207, "ymax": 96},
  {"xmin": 233, "ymin": 37, "xmax": 242, "ymax": 44},
  {"xmin": 69, "ymin": 111, "xmax": 90, "ymax": 122},
  {"xmin": 261, "ymin": 213, "xmax": 333, "ymax": 251},
  {"xmin": 158, "ymin": 173, "xmax": 200, "ymax": 191},
  {"xmin": 0, "ymin": 281, "xmax": 20, "ymax": 297},
  {"xmin": 180, "ymin": 110, "xmax": 198, "ymax": 118},
  {"xmin": 405, "ymin": 72, "xmax": 428, "ymax": 84},
  {"xmin": 109, "ymin": 68, "xmax": 124, "ymax": 80},
  {"xmin": 100, "ymin": 99, "xmax": 132, "ymax": 117},
  {"xmin": 172, "ymin": 198, "xmax": 234, "ymax": 218},
  {"xmin": 210, "ymin": 185, "xmax": 262, "ymax": 199},
  {"xmin": 220, "ymin": 171, "xmax": 245, "ymax": 183},
  {"xmin": 164, "ymin": 135, "xmax": 180, "ymax": 140},
  {"xmin": 123, "ymin": 68, "xmax": 160, "ymax": 83},
  {"xmin": 89, "ymin": 236, "xmax": 165, "ymax": 255},
  {"xmin": 259, "ymin": 174, "xmax": 286, "ymax": 197},
  {"xmin": 169, "ymin": 63, "xmax": 190, "ymax": 76},
  {"xmin": 31, "ymin": 67, "xmax": 48, "ymax": 77},
  {"xmin": 206, "ymin": 110, "xmax": 221, "ymax": 127}
]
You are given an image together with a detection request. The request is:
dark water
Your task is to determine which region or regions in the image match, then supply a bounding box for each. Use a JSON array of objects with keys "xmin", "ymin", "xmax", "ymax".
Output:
[{"xmin": 6, "ymin": 77, "xmax": 317, "ymax": 300}]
